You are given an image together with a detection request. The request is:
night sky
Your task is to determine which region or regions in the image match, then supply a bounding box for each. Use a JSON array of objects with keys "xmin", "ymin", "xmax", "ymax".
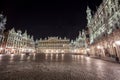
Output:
[{"xmin": 0, "ymin": 0, "xmax": 102, "ymax": 40}]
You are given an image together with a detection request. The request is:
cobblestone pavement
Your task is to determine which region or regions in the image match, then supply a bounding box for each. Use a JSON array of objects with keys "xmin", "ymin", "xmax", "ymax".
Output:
[{"xmin": 0, "ymin": 53, "xmax": 120, "ymax": 80}]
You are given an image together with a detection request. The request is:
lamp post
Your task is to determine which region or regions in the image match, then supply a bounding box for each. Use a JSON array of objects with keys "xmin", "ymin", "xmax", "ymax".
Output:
[
  {"xmin": 86, "ymin": 48, "xmax": 90, "ymax": 56},
  {"xmin": 97, "ymin": 45, "xmax": 105, "ymax": 57}
]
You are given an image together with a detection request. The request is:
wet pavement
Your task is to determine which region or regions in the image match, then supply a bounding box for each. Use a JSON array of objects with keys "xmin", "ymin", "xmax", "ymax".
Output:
[{"xmin": 0, "ymin": 53, "xmax": 120, "ymax": 80}]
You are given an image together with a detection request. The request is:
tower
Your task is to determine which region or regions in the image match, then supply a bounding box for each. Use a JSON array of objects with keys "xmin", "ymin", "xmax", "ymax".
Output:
[
  {"xmin": 0, "ymin": 13, "xmax": 6, "ymax": 45},
  {"xmin": 86, "ymin": 6, "xmax": 94, "ymax": 44},
  {"xmin": 86, "ymin": 6, "xmax": 92, "ymax": 26},
  {"xmin": 23, "ymin": 30, "xmax": 27, "ymax": 38}
]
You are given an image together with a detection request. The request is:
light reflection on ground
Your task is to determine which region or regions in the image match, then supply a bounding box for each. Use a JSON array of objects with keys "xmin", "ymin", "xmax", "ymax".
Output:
[{"xmin": 0, "ymin": 53, "xmax": 120, "ymax": 80}]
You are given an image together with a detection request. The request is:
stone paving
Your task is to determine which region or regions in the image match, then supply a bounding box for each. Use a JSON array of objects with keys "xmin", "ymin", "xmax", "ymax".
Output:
[{"xmin": 0, "ymin": 53, "xmax": 120, "ymax": 80}]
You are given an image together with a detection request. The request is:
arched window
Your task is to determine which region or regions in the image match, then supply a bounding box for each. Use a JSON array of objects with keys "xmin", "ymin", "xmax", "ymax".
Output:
[
  {"xmin": 108, "ymin": 13, "xmax": 110, "ymax": 17},
  {"xmin": 115, "ymin": 23, "xmax": 119, "ymax": 29},
  {"xmin": 112, "ymin": 8, "xmax": 114, "ymax": 13},
  {"xmin": 0, "ymin": 29, "xmax": 2, "ymax": 34},
  {"xmin": 119, "ymin": 0, "xmax": 120, "ymax": 5},
  {"xmin": 101, "ymin": 20, "xmax": 102, "ymax": 24}
]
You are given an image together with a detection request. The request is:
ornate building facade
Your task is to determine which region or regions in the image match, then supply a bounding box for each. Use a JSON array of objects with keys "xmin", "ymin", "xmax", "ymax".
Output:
[
  {"xmin": 87, "ymin": 0, "xmax": 120, "ymax": 60},
  {"xmin": 2, "ymin": 28, "xmax": 35, "ymax": 54},
  {"xmin": 70, "ymin": 30, "xmax": 87, "ymax": 54},
  {"xmin": 0, "ymin": 13, "xmax": 6, "ymax": 46},
  {"xmin": 36, "ymin": 37, "xmax": 70, "ymax": 53},
  {"xmin": 87, "ymin": 0, "xmax": 120, "ymax": 44}
]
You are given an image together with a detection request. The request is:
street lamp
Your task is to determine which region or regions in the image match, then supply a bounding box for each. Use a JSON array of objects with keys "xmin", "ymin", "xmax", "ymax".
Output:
[
  {"xmin": 86, "ymin": 48, "xmax": 90, "ymax": 56},
  {"xmin": 46, "ymin": 49, "xmax": 49, "ymax": 53},
  {"xmin": 97, "ymin": 45, "xmax": 105, "ymax": 57},
  {"xmin": 61, "ymin": 50, "xmax": 64, "ymax": 53},
  {"xmin": 0, "ymin": 47, "xmax": 3, "ymax": 54},
  {"xmin": 86, "ymin": 48, "xmax": 90, "ymax": 51},
  {"xmin": 97, "ymin": 45, "xmax": 101, "ymax": 49}
]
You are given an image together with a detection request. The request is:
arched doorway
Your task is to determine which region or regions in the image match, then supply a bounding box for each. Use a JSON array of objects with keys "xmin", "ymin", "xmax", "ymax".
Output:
[{"xmin": 113, "ymin": 47, "xmax": 119, "ymax": 62}]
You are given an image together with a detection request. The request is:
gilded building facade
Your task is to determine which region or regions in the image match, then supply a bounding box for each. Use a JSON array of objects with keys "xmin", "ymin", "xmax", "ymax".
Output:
[
  {"xmin": 36, "ymin": 37, "xmax": 70, "ymax": 53},
  {"xmin": 87, "ymin": 0, "xmax": 120, "ymax": 60},
  {"xmin": 2, "ymin": 28, "xmax": 35, "ymax": 54}
]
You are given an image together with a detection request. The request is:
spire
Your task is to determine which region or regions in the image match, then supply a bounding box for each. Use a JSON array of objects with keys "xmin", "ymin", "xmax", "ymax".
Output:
[
  {"xmin": 31, "ymin": 35, "xmax": 34, "ymax": 40},
  {"xmin": 0, "ymin": 13, "xmax": 6, "ymax": 28},
  {"xmin": 86, "ymin": 6, "xmax": 92, "ymax": 25},
  {"xmin": 82, "ymin": 29, "xmax": 85, "ymax": 36},
  {"xmin": 25, "ymin": 30, "xmax": 27, "ymax": 34},
  {"xmin": 103, "ymin": 0, "xmax": 108, "ymax": 3},
  {"xmin": 64, "ymin": 37, "xmax": 67, "ymax": 40},
  {"xmin": 79, "ymin": 31, "xmax": 82, "ymax": 37},
  {"xmin": 10, "ymin": 27, "xmax": 15, "ymax": 33},
  {"xmin": 0, "ymin": 13, "xmax": 3, "ymax": 18},
  {"xmin": 39, "ymin": 38, "xmax": 42, "ymax": 41},
  {"xmin": 27, "ymin": 35, "xmax": 30, "ymax": 39},
  {"xmin": 35, "ymin": 39, "xmax": 38, "ymax": 43},
  {"xmin": 3, "ymin": 16, "xmax": 7, "ymax": 25},
  {"xmin": 23, "ymin": 30, "xmax": 27, "ymax": 37}
]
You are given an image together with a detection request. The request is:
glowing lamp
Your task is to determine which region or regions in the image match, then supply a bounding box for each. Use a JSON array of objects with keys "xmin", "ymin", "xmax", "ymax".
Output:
[{"xmin": 115, "ymin": 41, "xmax": 120, "ymax": 45}]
